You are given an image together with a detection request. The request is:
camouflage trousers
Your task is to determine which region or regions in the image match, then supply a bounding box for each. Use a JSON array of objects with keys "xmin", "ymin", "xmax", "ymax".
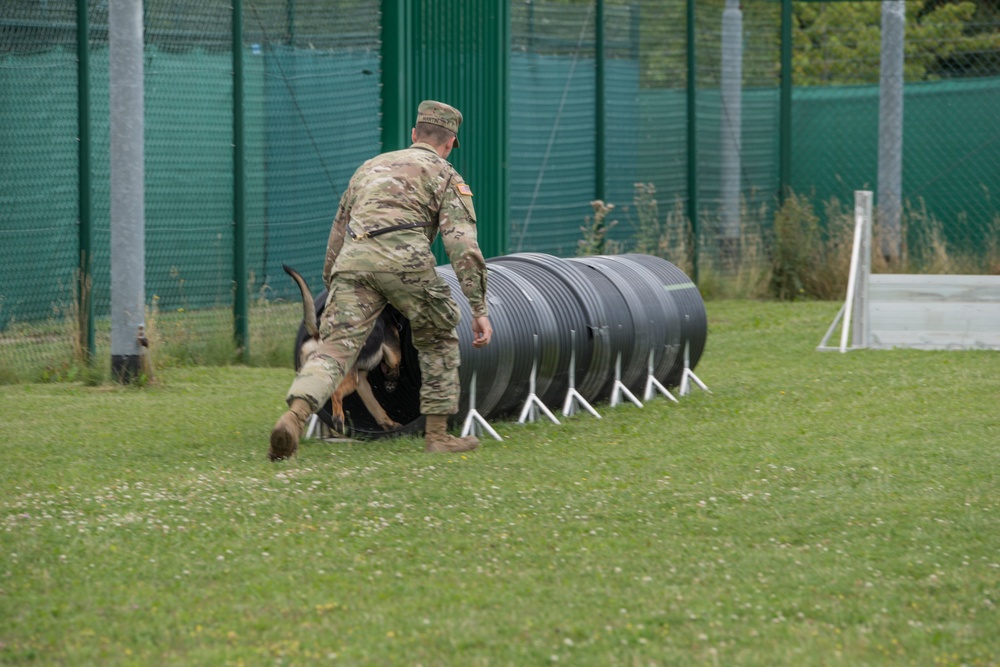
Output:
[{"xmin": 286, "ymin": 269, "xmax": 462, "ymax": 416}]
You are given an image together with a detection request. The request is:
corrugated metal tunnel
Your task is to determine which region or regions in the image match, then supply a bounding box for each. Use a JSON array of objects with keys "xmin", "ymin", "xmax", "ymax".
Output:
[{"xmin": 295, "ymin": 253, "xmax": 707, "ymax": 439}]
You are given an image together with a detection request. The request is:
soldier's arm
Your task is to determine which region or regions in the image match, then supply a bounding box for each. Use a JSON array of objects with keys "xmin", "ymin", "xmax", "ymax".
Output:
[
  {"xmin": 323, "ymin": 190, "xmax": 352, "ymax": 289},
  {"xmin": 439, "ymin": 179, "xmax": 489, "ymax": 319}
]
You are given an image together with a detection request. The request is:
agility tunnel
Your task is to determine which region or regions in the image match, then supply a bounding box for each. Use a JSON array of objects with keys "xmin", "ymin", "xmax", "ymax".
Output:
[{"xmin": 294, "ymin": 252, "xmax": 707, "ymax": 439}]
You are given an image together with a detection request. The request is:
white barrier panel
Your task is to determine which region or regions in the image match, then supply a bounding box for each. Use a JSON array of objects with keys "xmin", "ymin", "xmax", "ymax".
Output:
[
  {"xmin": 868, "ymin": 274, "xmax": 1000, "ymax": 350},
  {"xmin": 819, "ymin": 190, "xmax": 1000, "ymax": 352}
]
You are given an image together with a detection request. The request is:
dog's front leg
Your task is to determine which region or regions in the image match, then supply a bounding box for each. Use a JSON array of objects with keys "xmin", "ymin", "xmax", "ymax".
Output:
[{"xmin": 356, "ymin": 370, "xmax": 402, "ymax": 430}]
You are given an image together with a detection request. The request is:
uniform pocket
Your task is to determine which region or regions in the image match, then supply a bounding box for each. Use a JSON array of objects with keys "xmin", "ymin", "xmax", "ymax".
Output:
[{"xmin": 411, "ymin": 276, "xmax": 461, "ymax": 331}]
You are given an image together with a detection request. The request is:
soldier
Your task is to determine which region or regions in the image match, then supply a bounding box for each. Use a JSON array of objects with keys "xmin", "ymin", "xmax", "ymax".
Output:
[{"xmin": 269, "ymin": 100, "xmax": 493, "ymax": 461}]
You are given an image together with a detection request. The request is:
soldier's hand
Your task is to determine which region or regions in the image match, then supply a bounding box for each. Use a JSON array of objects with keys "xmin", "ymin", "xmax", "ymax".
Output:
[{"xmin": 472, "ymin": 316, "xmax": 493, "ymax": 348}]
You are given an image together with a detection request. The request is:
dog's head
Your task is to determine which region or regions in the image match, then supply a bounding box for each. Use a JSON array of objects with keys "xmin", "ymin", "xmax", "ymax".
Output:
[{"xmin": 380, "ymin": 315, "xmax": 403, "ymax": 393}]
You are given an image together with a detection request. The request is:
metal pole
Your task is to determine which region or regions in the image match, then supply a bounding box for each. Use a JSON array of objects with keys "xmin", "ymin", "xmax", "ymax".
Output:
[
  {"xmin": 840, "ymin": 191, "xmax": 873, "ymax": 353},
  {"xmin": 233, "ymin": 0, "xmax": 249, "ymax": 361},
  {"xmin": 109, "ymin": 0, "xmax": 145, "ymax": 382},
  {"xmin": 686, "ymin": 0, "xmax": 699, "ymax": 283},
  {"xmin": 380, "ymin": 0, "xmax": 410, "ymax": 151},
  {"xmin": 77, "ymin": 0, "xmax": 95, "ymax": 362},
  {"xmin": 878, "ymin": 0, "xmax": 905, "ymax": 263},
  {"xmin": 595, "ymin": 0, "xmax": 605, "ymax": 203},
  {"xmin": 527, "ymin": 0, "xmax": 535, "ymax": 52},
  {"xmin": 720, "ymin": 0, "xmax": 742, "ymax": 248},
  {"xmin": 285, "ymin": 0, "xmax": 295, "ymax": 44},
  {"xmin": 779, "ymin": 0, "xmax": 792, "ymax": 204}
]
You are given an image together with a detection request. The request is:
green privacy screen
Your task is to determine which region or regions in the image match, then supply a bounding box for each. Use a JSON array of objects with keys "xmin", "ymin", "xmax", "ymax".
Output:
[
  {"xmin": 257, "ymin": 46, "xmax": 382, "ymax": 302},
  {"xmin": 0, "ymin": 0, "xmax": 381, "ymax": 333},
  {"xmin": 1, "ymin": 46, "xmax": 81, "ymax": 330},
  {"xmin": 382, "ymin": 0, "xmax": 510, "ymax": 264},
  {"xmin": 792, "ymin": 77, "xmax": 1000, "ymax": 252}
]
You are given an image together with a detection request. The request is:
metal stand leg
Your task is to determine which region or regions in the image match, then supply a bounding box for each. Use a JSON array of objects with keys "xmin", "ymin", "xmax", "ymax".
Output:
[
  {"xmin": 304, "ymin": 413, "xmax": 321, "ymax": 439},
  {"xmin": 518, "ymin": 334, "xmax": 561, "ymax": 425},
  {"xmin": 678, "ymin": 342, "xmax": 710, "ymax": 397},
  {"xmin": 610, "ymin": 351, "xmax": 642, "ymax": 408},
  {"xmin": 461, "ymin": 371, "xmax": 503, "ymax": 441},
  {"xmin": 562, "ymin": 329, "xmax": 601, "ymax": 419},
  {"xmin": 643, "ymin": 347, "xmax": 678, "ymax": 403}
]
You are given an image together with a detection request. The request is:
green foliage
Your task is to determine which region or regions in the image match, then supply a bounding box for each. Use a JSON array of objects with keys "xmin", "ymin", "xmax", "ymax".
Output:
[
  {"xmin": 629, "ymin": 0, "xmax": 1000, "ymax": 88},
  {"xmin": 2, "ymin": 302, "xmax": 999, "ymax": 665},
  {"xmin": 770, "ymin": 191, "xmax": 854, "ymax": 301},
  {"xmin": 0, "ymin": 300, "xmax": 301, "ymax": 386},
  {"xmin": 36, "ymin": 361, "xmax": 106, "ymax": 386},
  {"xmin": 792, "ymin": 0, "xmax": 1000, "ymax": 84}
]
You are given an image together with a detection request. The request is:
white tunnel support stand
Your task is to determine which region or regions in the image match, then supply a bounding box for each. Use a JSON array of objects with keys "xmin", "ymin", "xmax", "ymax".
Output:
[
  {"xmin": 644, "ymin": 347, "xmax": 678, "ymax": 403},
  {"xmin": 519, "ymin": 334, "xmax": 561, "ymax": 425},
  {"xmin": 461, "ymin": 371, "xmax": 503, "ymax": 441},
  {"xmin": 678, "ymin": 342, "xmax": 710, "ymax": 397},
  {"xmin": 562, "ymin": 329, "xmax": 601, "ymax": 419},
  {"xmin": 610, "ymin": 351, "xmax": 643, "ymax": 408},
  {"xmin": 304, "ymin": 413, "xmax": 321, "ymax": 440}
]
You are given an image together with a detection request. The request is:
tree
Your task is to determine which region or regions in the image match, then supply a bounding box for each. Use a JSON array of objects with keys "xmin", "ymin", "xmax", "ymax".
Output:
[
  {"xmin": 568, "ymin": 0, "xmax": 1000, "ymax": 88},
  {"xmin": 792, "ymin": 0, "xmax": 1000, "ymax": 85}
]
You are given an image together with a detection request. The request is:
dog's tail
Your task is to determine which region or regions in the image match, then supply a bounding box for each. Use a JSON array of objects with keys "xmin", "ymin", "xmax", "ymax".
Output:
[{"xmin": 283, "ymin": 264, "xmax": 320, "ymax": 340}]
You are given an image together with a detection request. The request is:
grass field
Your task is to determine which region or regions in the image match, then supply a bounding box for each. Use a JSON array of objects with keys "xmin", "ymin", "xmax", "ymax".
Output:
[{"xmin": 1, "ymin": 300, "xmax": 998, "ymax": 666}]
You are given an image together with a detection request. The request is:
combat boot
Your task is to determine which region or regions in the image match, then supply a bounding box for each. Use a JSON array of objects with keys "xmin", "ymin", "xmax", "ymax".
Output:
[
  {"xmin": 268, "ymin": 398, "xmax": 313, "ymax": 461},
  {"xmin": 424, "ymin": 414, "xmax": 479, "ymax": 453}
]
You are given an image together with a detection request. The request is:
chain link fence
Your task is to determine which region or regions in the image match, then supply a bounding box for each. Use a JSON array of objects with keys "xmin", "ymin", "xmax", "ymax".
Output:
[
  {"xmin": 1, "ymin": 0, "xmax": 381, "ymax": 381},
  {"xmin": 3, "ymin": 0, "xmax": 1000, "ymax": 381},
  {"xmin": 789, "ymin": 1, "xmax": 1000, "ymax": 279}
]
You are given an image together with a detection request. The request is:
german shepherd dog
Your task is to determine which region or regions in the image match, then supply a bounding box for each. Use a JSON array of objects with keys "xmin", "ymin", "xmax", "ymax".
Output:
[{"xmin": 283, "ymin": 264, "xmax": 403, "ymax": 434}]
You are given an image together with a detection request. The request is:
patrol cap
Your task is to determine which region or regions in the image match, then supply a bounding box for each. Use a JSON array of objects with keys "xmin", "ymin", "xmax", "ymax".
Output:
[{"xmin": 416, "ymin": 100, "xmax": 463, "ymax": 148}]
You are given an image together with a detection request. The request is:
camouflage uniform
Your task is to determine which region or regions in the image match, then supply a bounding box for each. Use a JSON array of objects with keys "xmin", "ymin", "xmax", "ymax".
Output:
[{"xmin": 286, "ymin": 101, "xmax": 489, "ymax": 417}]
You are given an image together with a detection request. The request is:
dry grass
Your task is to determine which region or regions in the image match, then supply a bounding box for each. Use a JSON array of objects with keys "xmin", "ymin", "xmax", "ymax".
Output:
[{"xmin": 873, "ymin": 201, "xmax": 1000, "ymax": 276}]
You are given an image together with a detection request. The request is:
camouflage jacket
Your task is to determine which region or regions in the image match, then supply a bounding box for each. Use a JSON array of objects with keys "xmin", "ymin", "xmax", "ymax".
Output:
[{"xmin": 323, "ymin": 142, "xmax": 489, "ymax": 318}]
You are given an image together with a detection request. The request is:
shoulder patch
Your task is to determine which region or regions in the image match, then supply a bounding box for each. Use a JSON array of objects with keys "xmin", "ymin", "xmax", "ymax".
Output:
[{"xmin": 455, "ymin": 182, "xmax": 474, "ymax": 197}]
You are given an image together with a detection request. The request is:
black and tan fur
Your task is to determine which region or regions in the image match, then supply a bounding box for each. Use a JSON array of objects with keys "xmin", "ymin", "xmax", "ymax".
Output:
[{"xmin": 283, "ymin": 264, "xmax": 403, "ymax": 433}]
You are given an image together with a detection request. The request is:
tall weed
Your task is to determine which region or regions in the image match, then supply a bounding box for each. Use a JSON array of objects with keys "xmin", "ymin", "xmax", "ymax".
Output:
[
  {"xmin": 769, "ymin": 192, "xmax": 857, "ymax": 300},
  {"xmin": 577, "ymin": 200, "xmax": 619, "ymax": 257}
]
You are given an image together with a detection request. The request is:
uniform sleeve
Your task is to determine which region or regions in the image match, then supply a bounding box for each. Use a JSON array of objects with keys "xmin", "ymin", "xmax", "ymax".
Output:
[
  {"xmin": 323, "ymin": 188, "xmax": 352, "ymax": 290},
  {"xmin": 438, "ymin": 176, "xmax": 489, "ymax": 318}
]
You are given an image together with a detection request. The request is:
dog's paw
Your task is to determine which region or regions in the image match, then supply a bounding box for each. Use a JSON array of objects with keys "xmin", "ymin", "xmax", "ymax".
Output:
[{"xmin": 330, "ymin": 415, "xmax": 345, "ymax": 434}]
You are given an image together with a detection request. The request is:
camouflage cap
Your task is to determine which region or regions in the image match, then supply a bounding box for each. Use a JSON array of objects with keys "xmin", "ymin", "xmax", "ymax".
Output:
[{"xmin": 416, "ymin": 100, "xmax": 463, "ymax": 148}]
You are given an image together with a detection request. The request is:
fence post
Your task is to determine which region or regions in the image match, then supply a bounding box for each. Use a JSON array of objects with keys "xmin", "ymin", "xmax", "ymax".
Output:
[
  {"xmin": 720, "ymin": 0, "xmax": 742, "ymax": 249},
  {"xmin": 686, "ymin": 0, "xmax": 699, "ymax": 283},
  {"xmin": 779, "ymin": 0, "xmax": 792, "ymax": 204},
  {"xmin": 285, "ymin": 0, "xmax": 295, "ymax": 44},
  {"xmin": 380, "ymin": 0, "xmax": 411, "ymax": 151},
  {"xmin": 595, "ymin": 0, "xmax": 605, "ymax": 203},
  {"xmin": 108, "ymin": 0, "xmax": 146, "ymax": 382},
  {"xmin": 878, "ymin": 0, "xmax": 905, "ymax": 263},
  {"xmin": 77, "ymin": 0, "xmax": 95, "ymax": 362},
  {"xmin": 233, "ymin": 0, "xmax": 249, "ymax": 362}
]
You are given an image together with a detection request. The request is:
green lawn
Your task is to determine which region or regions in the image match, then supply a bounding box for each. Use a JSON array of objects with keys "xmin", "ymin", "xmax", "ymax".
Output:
[{"xmin": 1, "ymin": 300, "xmax": 998, "ymax": 666}]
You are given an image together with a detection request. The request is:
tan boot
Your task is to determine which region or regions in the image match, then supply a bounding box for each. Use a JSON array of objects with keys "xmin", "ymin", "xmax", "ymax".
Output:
[
  {"xmin": 424, "ymin": 414, "xmax": 479, "ymax": 453},
  {"xmin": 268, "ymin": 398, "xmax": 313, "ymax": 461}
]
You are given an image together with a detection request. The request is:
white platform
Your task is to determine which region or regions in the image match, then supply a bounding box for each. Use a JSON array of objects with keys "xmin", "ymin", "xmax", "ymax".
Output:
[
  {"xmin": 868, "ymin": 274, "xmax": 1000, "ymax": 350},
  {"xmin": 819, "ymin": 190, "xmax": 1000, "ymax": 352}
]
